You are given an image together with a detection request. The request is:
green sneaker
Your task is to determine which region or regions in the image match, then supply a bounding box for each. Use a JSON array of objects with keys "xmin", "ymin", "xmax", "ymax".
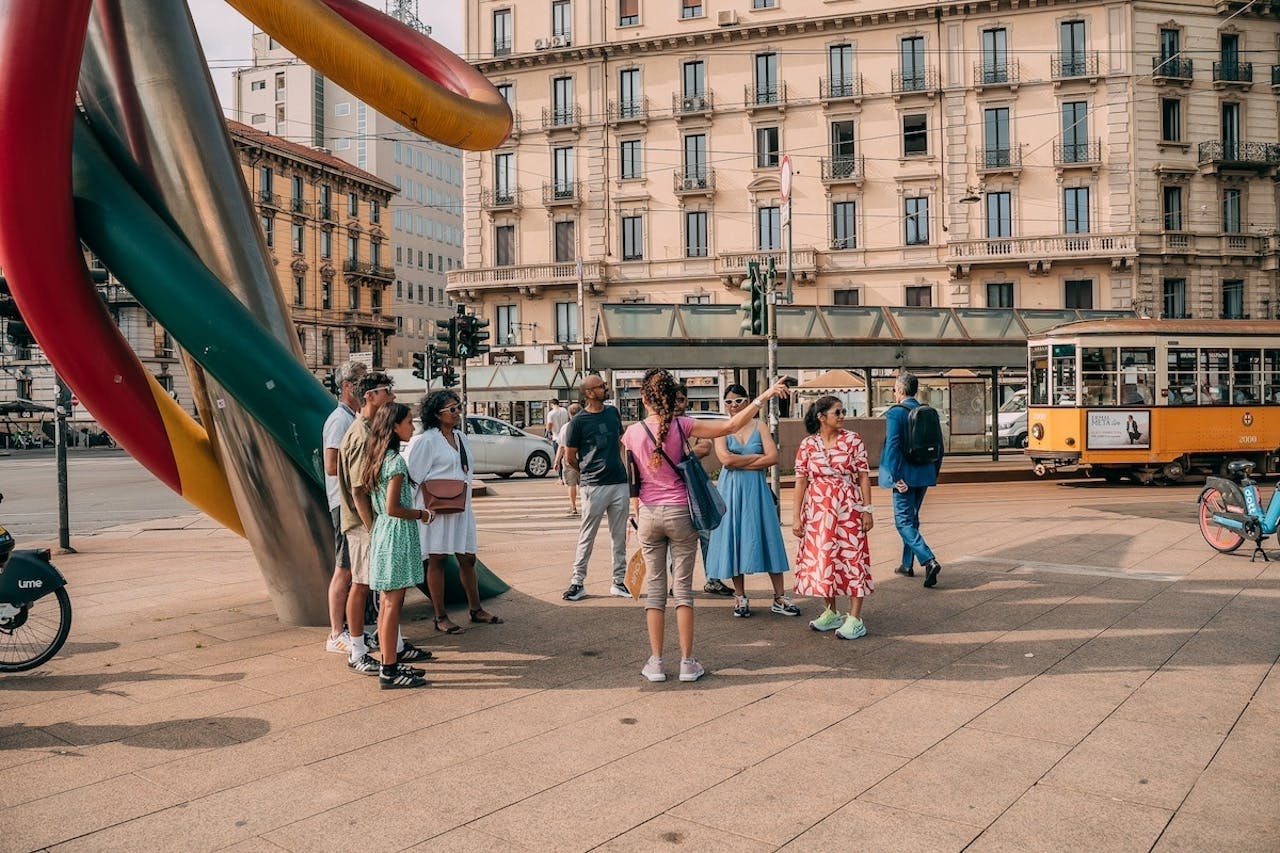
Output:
[
  {"xmin": 809, "ymin": 608, "xmax": 844, "ymax": 632},
  {"xmin": 835, "ymin": 616, "xmax": 867, "ymax": 641}
]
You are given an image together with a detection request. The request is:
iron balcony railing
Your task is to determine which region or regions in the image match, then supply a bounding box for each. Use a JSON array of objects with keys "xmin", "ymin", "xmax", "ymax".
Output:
[
  {"xmin": 977, "ymin": 145, "xmax": 1024, "ymax": 171},
  {"xmin": 290, "ymin": 196, "xmax": 306, "ymax": 213},
  {"xmin": 1053, "ymin": 52, "xmax": 1100, "ymax": 79},
  {"xmin": 258, "ymin": 191, "xmax": 282, "ymax": 207},
  {"xmin": 481, "ymin": 187, "xmax": 520, "ymax": 209},
  {"xmin": 891, "ymin": 67, "xmax": 938, "ymax": 93},
  {"xmin": 1053, "ymin": 140, "xmax": 1101, "ymax": 165},
  {"xmin": 608, "ymin": 97, "xmax": 649, "ymax": 123},
  {"xmin": 493, "ymin": 40, "xmax": 511, "ymax": 57},
  {"xmin": 1197, "ymin": 140, "xmax": 1280, "ymax": 165},
  {"xmin": 1213, "ymin": 61, "xmax": 1252, "ymax": 83},
  {"xmin": 673, "ymin": 169, "xmax": 716, "ymax": 194},
  {"xmin": 672, "ymin": 91, "xmax": 714, "ymax": 116},
  {"xmin": 746, "ymin": 81, "xmax": 787, "ymax": 107},
  {"xmin": 541, "ymin": 104, "xmax": 581, "ymax": 130},
  {"xmin": 818, "ymin": 75, "xmax": 863, "ymax": 100},
  {"xmin": 819, "ymin": 155, "xmax": 864, "ymax": 182},
  {"xmin": 343, "ymin": 259, "xmax": 394, "ymax": 280},
  {"xmin": 1153, "ymin": 56, "xmax": 1193, "ymax": 79},
  {"xmin": 973, "ymin": 59, "xmax": 1020, "ymax": 87},
  {"xmin": 542, "ymin": 180, "xmax": 581, "ymax": 205}
]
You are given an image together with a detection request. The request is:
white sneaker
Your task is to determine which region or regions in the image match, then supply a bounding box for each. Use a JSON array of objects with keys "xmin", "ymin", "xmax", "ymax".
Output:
[
  {"xmin": 679, "ymin": 658, "xmax": 706, "ymax": 682},
  {"xmin": 325, "ymin": 630, "xmax": 351, "ymax": 654},
  {"xmin": 641, "ymin": 656, "xmax": 666, "ymax": 682},
  {"xmin": 610, "ymin": 581, "xmax": 631, "ymax": 598}
]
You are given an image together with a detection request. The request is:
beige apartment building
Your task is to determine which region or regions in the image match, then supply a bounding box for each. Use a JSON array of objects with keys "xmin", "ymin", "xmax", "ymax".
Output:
[{"xmin": 449, "ymin": 0, "xmax": 1280, "ymax": 371}]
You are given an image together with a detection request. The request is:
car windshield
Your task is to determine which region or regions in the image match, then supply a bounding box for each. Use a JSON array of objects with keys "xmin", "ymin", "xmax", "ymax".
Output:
[{"xmin": 998, "ymin": 394, "xmax": 1027, "ymax": 414}]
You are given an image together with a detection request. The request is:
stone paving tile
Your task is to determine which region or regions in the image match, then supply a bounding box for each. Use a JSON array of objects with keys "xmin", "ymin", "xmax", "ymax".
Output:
[
  {"xmin": 921, "ymin": 634, "xmax": 1092, "ymax": 699},
  {"xmin": 783, "ymin": 798, "xmax": 981, "ymax": 852},
  {"xmin": 967, "ymin": 673, "xmax": 1137, "ymax": 746},
  {"xmin": 1206, "ymin": 703, "xmax": 1280, "ymax": 783},
  {"xmin": 822, "ymin": 684, "xmax": 997, "ymax": 758},
  {"xmin": 973, "ymin": 784, "xmax": 1172, "ymax": 852},
  {"xmin": 0, "ymin": 724, "xmax": 64, "ymax": 772},
  {"xmin": 595, "ymin": 814, "xmax": 774, "ymax": 852},
  {"xmin": 860, "ymin": 727, "xmax": 1069, "ymax": 827},
  {"xmin": 215, "ymin": 839, "xmax": 294, "ymax": 853},
  {"xmin": 8, "ymin": 773, "xmax": 183, "ymax": 851},
  {"xmin": 1111, "ymin": 669, "xmax": 1254, "ymax": 736},
  {"xmin": 1151, "ymin": 765, "xmax": 1280, "ymax": 853},
  {"xmin": 404, "ymin": 826, "xmax": 539, "ymax": 852}
]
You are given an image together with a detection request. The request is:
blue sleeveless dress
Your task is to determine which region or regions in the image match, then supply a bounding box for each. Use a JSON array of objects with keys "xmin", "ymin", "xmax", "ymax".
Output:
[{"xmin": 704, "ymin": 426, "xmax": 791, "ymax": 579}]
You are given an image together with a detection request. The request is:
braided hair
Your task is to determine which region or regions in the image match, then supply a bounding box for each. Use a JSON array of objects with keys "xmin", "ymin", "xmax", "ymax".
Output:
[{"xmin": 640, "ymin": 367, "xmax": 680, "ymax": 469}]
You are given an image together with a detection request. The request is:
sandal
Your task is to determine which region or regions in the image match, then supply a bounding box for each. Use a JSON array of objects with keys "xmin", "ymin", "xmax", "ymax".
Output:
[
  {"xmin": 433, "ymin": 617, "xmax": 465, "ymax": 635},
  {"xmin": 469, "ymin": 609, "xmax": 504, "ymax": 624}
]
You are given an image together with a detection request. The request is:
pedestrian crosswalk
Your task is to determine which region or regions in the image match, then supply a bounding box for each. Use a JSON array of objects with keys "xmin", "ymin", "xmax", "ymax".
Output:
[{"xmin": 471, "ymin": 488, "xmax": 585, "ymax": 535}]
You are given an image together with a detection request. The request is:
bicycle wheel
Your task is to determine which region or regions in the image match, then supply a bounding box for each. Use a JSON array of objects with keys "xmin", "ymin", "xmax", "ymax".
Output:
[
  {"xmin": 0, "ymin": 586, "xmax": 72, "ymax": 672},
  {"xmin": 1199, "ymin": 488, "xmax": 1245, "ymax": 554}
]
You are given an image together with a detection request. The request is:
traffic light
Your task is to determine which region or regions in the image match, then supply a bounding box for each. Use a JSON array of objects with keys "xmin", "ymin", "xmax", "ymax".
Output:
[
  {"xmin": 411, "ymin": 350, "xmax": 427, "ymax": 380},
  {"xmin": 455, "ymin": 313, "xmax": 474, "ymax": 359},
  {"xmin": 469, "ymin": 317, "xmax": 491, "ymax": 357},
  {"xmin": 441, "ymin": 364, "xmax": 459, "ymax": 388},
  {"xmin": 739, "ymin": 261, "xmax": 767, "ymax": 335},
  {"xmin": 434, "ymin": 316, "xmax": 458, "ymax": 358},
  {"xmin": 429, "ymin": 345, "xmax": 450, "ymax": 380}
]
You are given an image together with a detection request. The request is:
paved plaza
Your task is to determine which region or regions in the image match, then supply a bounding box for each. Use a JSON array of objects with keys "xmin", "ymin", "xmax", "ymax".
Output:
[{"xmin": 1, "ymin": 477, "xmax": 1278, "ymax": 851}]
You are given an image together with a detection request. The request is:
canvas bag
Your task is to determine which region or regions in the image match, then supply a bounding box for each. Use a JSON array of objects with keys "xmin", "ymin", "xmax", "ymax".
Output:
[{"xmin": 640, "ymin": 421, "xmax": 726, "ymax": 532}]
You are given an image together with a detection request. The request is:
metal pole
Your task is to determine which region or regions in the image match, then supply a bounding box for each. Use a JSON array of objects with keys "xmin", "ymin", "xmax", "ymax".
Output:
[
  {"xmin": 576, "ymin": 257, "xmax": 588, "ymax": 373},
  {"xmin": 54, "ymin": 372, "xmax": 75, "ymax": 554},
  {"xmin": 765, "ymin": 258, "xmax": 780, "ymax": 520},
  {"xmin": 785, "ymin": 194, "xmax": 794, "ymax": 305}
]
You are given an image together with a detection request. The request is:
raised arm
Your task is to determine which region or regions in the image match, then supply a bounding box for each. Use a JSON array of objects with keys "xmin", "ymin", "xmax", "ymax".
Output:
[{"xmin": 688, "ymin": 379, "xmax": 789, "ymax": 439}]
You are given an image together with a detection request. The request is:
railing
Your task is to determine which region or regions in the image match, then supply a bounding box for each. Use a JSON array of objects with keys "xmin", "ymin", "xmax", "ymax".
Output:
[
  {"xmin": 829, "ymin": 236, "xmax": 857, "ymax": 250},
  {"xmin": 1223, "ymin": 234, "xmax": 1255, "ymax": 252},
  {"xmin": 446, "ymin": 260, "xmax": 606, "ymax": 290},
  {"xmin": 1197, "ymin": 140, "xmax": 1280, "ymax": 165},
  {"xmin": 608, "ymin": 97, "xmax": 649, "ymax": 123},
  {"xmin": 1213, "ymin": 61, "xmax": 1252, "ymax": 83},
  {"xmin": 715, "ymin": 247, "xmax": 816, "ymax": 276},
  {"xmin": 976, "ymin": 145, "xmax": 1023, "ymax": 171},
  {"xmin": 345, "ymin": 310, "xmax": 396, "ymax": 330},
  {"xmin": 319, "ymin": 204, "xmax": 335, "ymax": 222},
  {"xmin": 493, "ymin": 40, "xmax": 511, "ymax": 57},
  {"xmin": 342, "ymin": 259, "xmax": 394, "ymax": 280},
  {"xmin": 818, "ymin": 75, "xmax": 863, "ymax": 100},
  {"xmin": 973, "ymin": 59, "xmax": 1020, "ymax": 87},
  {"xmin": 1054, "ymin": 139, "xmax": 1101, "ymax": 165},
  {"xmin": 672, "ymin": 169, "xmax": 716, "ymax": 194},
  {"xmin": 1152, "ymin": 56, "xmax": 1193, "ymax": 79},
  {"xmin": 947, "ymin": 233, "xmax": 1136, "ymax": 260},
  {"xmin": 891, "ymin": 67, "xmax": 937, "ymax": 93},
  {"xmin": 541, "ymin": 104, "xmax": 581, "ymax": 130},
  {"xmin": 542, "ymin": 180, "xmax": 581, "ymax": 204},
  {"xmin": 480, "ymin": 187, "xmax": 520, "ymax": 210},
  {"xmin": 672, "ymin": 91, "xmax": 714, "ymax": 116},
  {"xmin": 746, "ymin": 81, "xmax": 787, "ymax": 107},
  {"xmin": 1053, "ymin": 52, "xmax": 1100, "ymax": 79},
  {"xmin": 290, "ymin": 196, "xmax": 306, "ymax": 213},
  {"xmin": 258, "ymin": 191, "xmax": 281, "ymax": 207},
  {"xmin": 1163, "ymin": 232, "xmax": 1192, "ymax": 251},
  {"xmin": 819, "ymin": 156, "xmax": 864, "ymax": 182}
]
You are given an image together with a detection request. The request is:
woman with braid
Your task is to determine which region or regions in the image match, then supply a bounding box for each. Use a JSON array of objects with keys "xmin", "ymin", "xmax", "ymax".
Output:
[{"xmin": 622, "ymin": 368, "xmax": 790, "ymax": 683}]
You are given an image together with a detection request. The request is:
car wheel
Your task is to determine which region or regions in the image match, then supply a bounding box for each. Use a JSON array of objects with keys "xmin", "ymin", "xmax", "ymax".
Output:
[
  {"xmin": 1016, "ymin": 433, "xmax": 1029, "ymax": 449},
  {"xmin": 525, "ymin": 451, "xmax": 551, "ymax": 478}
]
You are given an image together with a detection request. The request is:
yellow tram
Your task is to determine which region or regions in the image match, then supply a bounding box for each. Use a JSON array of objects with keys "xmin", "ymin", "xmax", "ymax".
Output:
[{"xmin": 1026, "ymin": 320, "xmax": 1280, "ymax": 484}]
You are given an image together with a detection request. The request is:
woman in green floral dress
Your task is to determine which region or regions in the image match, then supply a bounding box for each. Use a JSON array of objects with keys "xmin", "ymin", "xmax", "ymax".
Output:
[{"xmin": 361, "ymin": 402, "xmax": 430, "ymax": 689}]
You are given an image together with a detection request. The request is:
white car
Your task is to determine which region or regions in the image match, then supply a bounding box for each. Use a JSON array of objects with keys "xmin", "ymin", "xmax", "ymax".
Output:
[
  {"xmin": 465, "ymin": 415, "xmax": 554, "ymax": 478},
  {"xmin": 988, "ymin": 390, "xmax": 1028, "ymax": 448}
]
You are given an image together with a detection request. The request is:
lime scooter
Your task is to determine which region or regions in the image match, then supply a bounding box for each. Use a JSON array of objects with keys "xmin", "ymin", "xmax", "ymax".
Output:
[
  {"xmin": 1198, "ymin": 461, "xmax": 1280, "ymax": 562},
  {"xmin": 0, "ymin": 493, "xmax": 73, "ymax": 672}
]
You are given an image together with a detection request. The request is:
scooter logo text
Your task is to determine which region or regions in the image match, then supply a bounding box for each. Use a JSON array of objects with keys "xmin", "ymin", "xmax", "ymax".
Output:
[{"xmin": 16, "ymin": 579, "xmax": 42, "ymax": 589}]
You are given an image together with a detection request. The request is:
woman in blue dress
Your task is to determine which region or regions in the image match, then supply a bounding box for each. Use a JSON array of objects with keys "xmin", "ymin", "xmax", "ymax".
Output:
[{"xmin": 704, "ymin": 385, "xmax": 798, "ymax": 619}]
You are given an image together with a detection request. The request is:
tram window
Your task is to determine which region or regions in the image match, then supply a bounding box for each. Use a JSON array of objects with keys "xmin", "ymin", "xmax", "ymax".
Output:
[
  {"xmin": 1199, "ymin": 349, "xmax": 1230, "ymax": 404},
  {"xmin": 1120, "ymin": 348, "xmax": 1155, "ymax": 405},
  {"xmin": 1266, "ymin": 350, "xmax": 1280, "ymax": 404},
  {"xmin": 1231, "ymin": 349, "xmax": 1262, "ymax": 404},
  {"xmin": 1050, "ymin": 344, "xmax": 1076, "ymax": 405},
  {"xmin": 1167, "ymin": 348, "xmax": 1197, "ymax": 405},
  {"xmin": 1081, "ymin": 346, "xmax": 1118, "ymax": 405},
  {"xmin": 1030, "ymin": 346, "xmax": 1050, "ymax": 405}
]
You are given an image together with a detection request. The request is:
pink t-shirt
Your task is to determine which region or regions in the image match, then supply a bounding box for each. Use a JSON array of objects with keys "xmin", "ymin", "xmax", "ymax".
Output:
[{"xmin": 622, "ymin": 416, "xmax": 696, "ymax": 506}]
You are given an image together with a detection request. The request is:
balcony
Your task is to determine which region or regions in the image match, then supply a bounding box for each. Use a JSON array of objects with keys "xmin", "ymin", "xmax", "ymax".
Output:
[
  {"xmin": 1163, "ymin": 231, "xmax": 1192, "ymax": 253},
  {"xmin": 673, "ymin": 169, "xmax": 716, "ymax": 196},
  {"xmin": 1052, "ymin": 52, "xmax": 1100, "ymax": 82},
  {"xmin": 318, "ymin": 204, "xmax": 335, "ymax": 223},
  {"xmin": 446, "ymin": 260, "xmax": 607, "ymax": 300},
  {"xmin": 1221, "ymin": 233, "xmax": 1257, "ymax": 255},
  {"xmin": 1213, "ymin": 61, "xmax": 1253, "ymax": 89},
  {"xmin": 1197, "ymin": 140, "xmax": 1280, "ymax": 174},
  {"xmin": 891, "ymin": 68, "xmax": 938, "ymax": 97},
  {"xmin": 976, "ymin": 145, "xmax": 1024, "ymax": 175},
  {"xmin": 745, "ymin": 82, "xmax": 787, "ymax": 112},
  {"xmin": 542, "ymin": 180, "xmax": 582, "ymax": 206},
  {"xmin": 343, "ymin": 259, "xmax": 394, "ymax": 281},
  {"xmin": 607, "ymin": 97, "xmax": 649, "ymax": 125},
  {"xmin": 946, "ymin": 233, "xmax": 1136, "ymax": 275},
  {"xmin": 493, "ymin": 40, "xmax": 511, "ymax": 58},
  {"xmin": 819, "ymin": 155, "xmax": 865, "ymax": 186},
  {"xmin": 541, "ymin": 104, "xmax": 581, "ymax": 132},
  {"xmin": 973, "ymin": 59, "xmax": 1021, "ymax": 91},
  {"xmin": 289, "ymin": 196, "xmax": 306, "ymax": 214},
  {"xmin": 345, "ymin": 310, "xmax": 396, "ymax": 334},
  {"xmin": 1053, "ymin": 139, "xmax": 1101, "ymax": 169},
  {"xmin": 1152, "ymin": 56, "xmax": 1193, "ymax": 84},
  {"xmin": 480, "ymin": 186, "xmax": 521, "ymax": 213},
  {"xmin": 1272, "ymin": 64, "xmax": 1280, "ymax": 89},
  {"xmin": 818, "ymin": 75, "xmax": 863, "ymax": 104},
  {"xmin": 672, "ymin": 91, "xmax": 714, "ymax": 119},
  {"xmin": 258, "ymin": 191, "xmax": 282, "ymax": 209},
  {"xmin": 715, "ymin": 247, "xmax": 817, "ymax": 287}
]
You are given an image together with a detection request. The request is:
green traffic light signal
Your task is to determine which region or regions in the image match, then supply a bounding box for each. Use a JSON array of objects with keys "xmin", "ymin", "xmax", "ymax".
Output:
[
  {"xmin": 455, "ymin": 314, "xmax": 474, "ymax": 359},
  {"xmin": 739, "ymin": 261, "xmax": 767, "ymax": 336},
  {"xmin": 411, "ymin": 350, "xmax": 426, "ymax": 380}
]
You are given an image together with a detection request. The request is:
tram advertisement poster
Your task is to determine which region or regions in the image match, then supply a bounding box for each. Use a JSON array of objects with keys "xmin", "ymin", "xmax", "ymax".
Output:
[{"xmin": 1086, "ymin": 410, "xmax": 1150, "ymax": 450}]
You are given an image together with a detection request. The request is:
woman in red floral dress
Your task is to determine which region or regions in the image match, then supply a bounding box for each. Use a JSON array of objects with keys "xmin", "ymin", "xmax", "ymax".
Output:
[{"xmin": 791, "ymin": 395, "xmax": 875, "ymax": 640}]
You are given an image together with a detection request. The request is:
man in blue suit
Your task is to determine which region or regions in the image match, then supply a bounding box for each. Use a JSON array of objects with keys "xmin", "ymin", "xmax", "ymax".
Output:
[{"xmin": 880, "ymin": 373, "xmax": 943, "ymax": 588}]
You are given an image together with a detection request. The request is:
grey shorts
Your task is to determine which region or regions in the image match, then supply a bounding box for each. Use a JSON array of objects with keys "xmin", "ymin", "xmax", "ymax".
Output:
[
  {"xmin": 563, "ymin": 467, "xmax": 580, "ymax": 487},
  {"xmin": 332, "ymin": 507, "xmax": 350, "ymax": 571},
  {"xmin": 347, "ymin": 526, "xmax": 371, "ymax": 586}
]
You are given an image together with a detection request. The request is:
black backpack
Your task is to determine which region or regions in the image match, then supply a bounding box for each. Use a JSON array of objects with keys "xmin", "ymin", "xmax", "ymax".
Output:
[{"xmin": 892, "ymin": 403, "xmax": 943, "ymax": 465}]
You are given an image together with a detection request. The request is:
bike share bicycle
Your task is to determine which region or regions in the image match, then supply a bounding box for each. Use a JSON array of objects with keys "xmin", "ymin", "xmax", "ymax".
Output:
[
  {"xmin": 1198, "ymin": 461, "xmax": 1280, "ymax": 561},
  {"xmin": 0, "ymin": 492, "xmax": 73, "ymax": 671}
]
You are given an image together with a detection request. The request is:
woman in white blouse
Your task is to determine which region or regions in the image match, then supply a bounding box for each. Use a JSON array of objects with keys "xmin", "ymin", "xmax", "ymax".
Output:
[{"xmin": 406, "ymin": 390, "xmax": 503, "ymax": 634}]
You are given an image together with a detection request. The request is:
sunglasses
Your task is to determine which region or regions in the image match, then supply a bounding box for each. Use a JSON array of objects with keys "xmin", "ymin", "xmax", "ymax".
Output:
[
  {"xmin": 724, "ymin": 398, "xmax": 748, "ymax": 405},
  {"xmin": 828, "ymin": 409, "xmax": 846, "ymax": 417},
  {"xmin": 438, "ymin": 404, "xmax": 460, "ymax": 414}
]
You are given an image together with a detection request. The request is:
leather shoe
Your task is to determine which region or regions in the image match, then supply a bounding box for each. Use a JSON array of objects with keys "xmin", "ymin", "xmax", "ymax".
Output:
[
  {"xmin": 923, "ymin": 559, "xmax": 942, "ymax": 588},
  {"xmin": 894, "ymin": 565, "xmax": 915, "ymax": 577}
]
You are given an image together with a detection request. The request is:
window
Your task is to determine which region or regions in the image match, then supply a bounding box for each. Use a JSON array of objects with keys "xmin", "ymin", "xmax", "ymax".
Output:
[
  {"xmin": 1161, "ymin": 98, "xmax": 1182, "ymax": 143},
  {"xmin": 320, "ymin": 229, "xmax": 331, "ymax": 258},
  {"xmin": 291, "ymin": 175, "xmax": 303, "ymax": 210},
  {"xmin": 684, "ymin": 294, "xmax": 711, "ymax": 304},
  {"xmin": 250, "ymin": 79, "xmax": 266, "ymax": 91},
  {"xmin": 493, "ymin": 9, "xmax": 511, "ymax": 55},
  {"xmin": 555, "ymin": 302, "xmax": 578, "ymax": 342},
  {"xmin": 1163, "ymin": 186, "xmax": 1184, "ymax": 230},
  {"xmin": 552, "ymin": 76, "xmax": 574, "ymax": 124},
  {"xmin": 683, "ymin": 134, "xmax": 706, "ymax": 183},
  {"xmin": 1222, "ymin": 279, "xmax": 1245, "ymax": 319},
  {"xmin": 621, "ymin": 215, "xmax": 643, "ymax": 260},
  {"xmin": 349, "ymin": 284, "xmax": 359, "ymax": 310},
  {"xmin": 831, "ymin": 201, "xmax": 856, "ymax": 249},
  {"xmin": 321, "ymin": 279, "xmax": 332, "ymax": 309},
  {"xmin": 496, "ymin": 304, "xmax": 518, "ymax": 345},
  {"xmin": 347, "ymin": 233, "xmax": 358, "ymax": 262},
  {"xmin": 1221, "ymin": 32, "xmax": 1240, "ymax": 76},
  {"xmin": 370, "ymin": 241, "xmax": 381, "ymax": 268},
  {"xmin": 900, "ymin": 37, "xmax": 925, "ymax": 90},
  {"xmin": 294, "ymin": 275, "xmax": 305, "ymax": 305},
  {"xmin": 553, "ymin": 146, "xmax": 574, "ymax": 192},
  {"xmin": 752, "ymin": 0, "xmax": 777, "ymax": 7},
  {"xmin": 904, "ymin": 196, "xmax": 929, "ymax": 245},
  {"xmin": 754, "ymin": 53, "xmax": 778, "ymax": 104},
  {"xmin": 755, "ymin": 126, "xmax": 779, "ymax": 168},
  {"xmin": 756, "ymin": 207, "xmax": 781, "ymax": 250},
  {"xmin": 1222, "ymin": 101, "xmax": 1240, "ymax": 158},
  {"xmin": 1055, "ymin": 187, "xmax": 1089, "ymax": 237},
  {"xmin": 1065, "ymin": 279, "xmax": 1093, "ymax": 309},
  {"xmin": 987, "ymin": 282, "xmax": 1014, "ymax": 308},
  {"xmin": 983, "ymin": 107, "xmax": 1011, "ymax": 167},
  {"xmin": 291, "ymin": 222, "xmax": 303, "ymax": 253},
  {"xmin": 347, "ymin": 193, "xmax": 358, "ymax": 217},
  {"xmin": 1061, "ymin": 101, "xmax": 1088, "ymax": 161},
  {"xmin": 981, "ymin": 28, "xmax": 1008, "ymax": 84},
  {"xmin": 619, "ymin": 0, "xmax": 638, "ymax": 26},
  {"xmin": 681, "ymin": 0, "xmax": 702, "ymax": 19},
  {"xmin": 682, "ymin": 61, "xmax": 705, "ymax": 99},
  {"xmin": 495, "ymin": 224, "xmax": 515, "ymax": 266},
  {"xmin": 496, "ymin": 83, "xmax": 514, "ymax": 109},
  {"xmin": 685, "ymin": 210, "xmax": 708, "ymax": 258},
  {"xmin": 370, "ymin": 200, "xmax": 380, "ymax": 224},
  {"xmin": 322, "ymin": 332, "xmax": 333, "ymax": 365},
  {"xmin": 903, "ymin": 113, "xmax": 928, "ymax": 156},
  {"xmin": 259, "ymin": 166, "xmax": 273, "ymax": 199},
  {"xmin": 1159, "ymin": 27, "xmax": 1180, "ymax": 63},
  {"xmin": 619, "ymin": 139, "xmax": 642, "ymax": 180},
  {"xmin": 986, "ymin": 191, "xmax": 1011, "ymax": 238},
  {"xmin": 833, "ymin": 289, "xmax": 860, "ymax": 306},
  {"xmin": 554, "ymin": 220, "xmax": 575, "ymax": 263},
  {"xmin": 1163, "ymin": 278, "xmax": 1188, "ymax": 318},
  {"xmin": 828, "ymin": 44, "xmax": 854, "ymax": 96},
  {"xmin": 1059, "ymin": 21, "xmax": 1086, "ymax": 74},
  {"xmin": 906, "ymin": 285, "xmax": 932, "ymax": 307},
  {"xmin": 830, "ymin": 121, "xmax": 856, "ymax": 175},
  {"xmin": 494, "ymin": 152, "xmax": 513, "ymax": 202},
  {"xmin": 261, "ymin": 214, "xmax": 274, "ymax": 248},
  {"xmin": 618, "ymin": 68, "xmax": 640, "ymax": 117},
  {"xmin": 319, "ymin": 184, "xmax": 332, "ymax": 219},
  {"xmin": 1223, "ymin": 187, "xmax": 1242, "ymax": 233},
  {"xmin": 552, "ymin": 0, "xmax": 571, "ymax": 37}
]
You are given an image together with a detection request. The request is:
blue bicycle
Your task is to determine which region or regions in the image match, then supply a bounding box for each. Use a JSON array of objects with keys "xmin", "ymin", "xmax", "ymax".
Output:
[{"xmin": 1198, "ymin": 461, "xmax": 1279, "ymax": 561}]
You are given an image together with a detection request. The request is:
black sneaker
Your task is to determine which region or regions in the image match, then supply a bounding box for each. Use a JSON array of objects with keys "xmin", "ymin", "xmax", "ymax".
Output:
[
  {"xmin": 379, "ymin": 668, "xmax": 428, "ymax": 689},
  {"xmin": 397, "ymin": 642, "xmax": 433, "ymax": 663},
  {"xmin": 894, "ymin": 565, "xmax": 915, "ymax": 577},
  {"xmin": 703, "ymin": 579, "xmax": 734, "ymax": 596},
  {"xmin": 563, "ymin": 583, "xmax": 586, "ymax": 601},
  {"xmin": 923, "ymin": 560, "xmax": 942, "ymax": 589},
  {"xmin": 348, "ymin": 653, "xmax": 381, "ymax": 676}
]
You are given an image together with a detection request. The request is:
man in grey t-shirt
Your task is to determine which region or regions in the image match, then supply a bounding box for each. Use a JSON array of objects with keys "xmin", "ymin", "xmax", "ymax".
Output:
[
  {"xmin": 561, "ymin": 376, "xmax": 630, "ymax": 601},
  {"xmin": 322, "ymin": 360, "xmax": 366, "ymax": 653}
]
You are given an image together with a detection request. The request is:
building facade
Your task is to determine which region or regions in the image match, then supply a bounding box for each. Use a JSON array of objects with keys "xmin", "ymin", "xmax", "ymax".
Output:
[
  {"xmin": 449, "ymin": 0, "xmax": 1280, "ymax": 372},
  {"xmin": 232, "ymin": 9, "xmax": 464, "ymax": 370}
]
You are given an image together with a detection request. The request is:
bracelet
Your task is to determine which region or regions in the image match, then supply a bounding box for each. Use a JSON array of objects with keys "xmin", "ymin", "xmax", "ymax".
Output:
[
  {"xmin": 853, "ymin": 504, "xmax": 874, "ymax": 514},
  {"xmin": 752, "ymin": 396, "xmax": 766, "ymax": 408}
]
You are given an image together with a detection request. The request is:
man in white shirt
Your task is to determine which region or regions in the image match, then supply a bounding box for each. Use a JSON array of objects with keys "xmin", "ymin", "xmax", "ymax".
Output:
[
  {"xmin": 553, "ymin": 403, "xmax": 582, "ymax": 516},
  {"xmin": 322, "ymin": 360, "xmax": 366, "ymax": 653}
]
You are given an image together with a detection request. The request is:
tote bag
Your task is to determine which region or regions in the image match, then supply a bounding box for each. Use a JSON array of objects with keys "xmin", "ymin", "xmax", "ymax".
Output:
[{"xmin": 640, "ymin": 421, "xmax": 726, "ymax": 532}]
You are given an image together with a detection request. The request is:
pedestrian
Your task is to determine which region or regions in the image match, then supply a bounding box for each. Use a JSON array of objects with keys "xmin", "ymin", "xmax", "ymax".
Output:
[
  {"xmin": 360, "ymin": 402, "xmax": 429, "ymax": 689},
  {"xmin": 674, "ymin": 385, "xmax": 728, "ymax": 596},
  {"xmin": 545, "ymin": 398, "xmax": 569, "ymax": 466},
  {"xmin": 322, "ymin": 359, "xmax": 366, "ymax": 655},
  {"xmin": 406, "ymin": 389, "xmax": 503, "ymax": 633},
  {"xmin": 623, "ymin": 368, "xmax": 788, "ymax": 683},
  {"xmin": 561, "ymin": 376, "xmax": 629, "ymax": 600},
  {"xmin": 705, "ymin": 384, "xmax": 798, "ymax": 619},
  {"xmin": 792, "ymin": 395, "xmax": 875, "ymax": 640},
  {"xmin": 553, "ymin": 402, "xmax": 582, "ymax": 516},
  {"xmin": 880, "ymin": 372, "xmax": 943, "ymax": 587}
]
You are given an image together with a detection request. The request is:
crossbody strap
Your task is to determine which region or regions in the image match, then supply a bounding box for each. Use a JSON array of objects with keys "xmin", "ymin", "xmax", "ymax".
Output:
[{"xmin": 639, "ymin": 420, "xmax": 686, "ymax": 482}]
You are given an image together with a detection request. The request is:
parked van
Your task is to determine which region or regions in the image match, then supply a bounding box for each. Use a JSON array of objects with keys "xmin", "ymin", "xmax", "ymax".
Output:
[{"xmin": 990, "ymin": 390, "xmax": 1029, "ymax": 448}]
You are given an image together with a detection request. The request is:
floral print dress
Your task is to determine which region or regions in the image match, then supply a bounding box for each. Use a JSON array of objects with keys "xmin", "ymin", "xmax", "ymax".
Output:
[{"xmin": 793, "ymin": 430, "xmax": 874, "ymax": 598}]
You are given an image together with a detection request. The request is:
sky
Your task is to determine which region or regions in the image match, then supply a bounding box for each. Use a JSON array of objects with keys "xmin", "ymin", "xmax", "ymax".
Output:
[{"xmin": 189, "ymin": 0, "xmax": 464, "ymax": 116}]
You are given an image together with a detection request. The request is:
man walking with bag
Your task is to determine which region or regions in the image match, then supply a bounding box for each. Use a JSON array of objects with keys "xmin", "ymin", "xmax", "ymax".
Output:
[{"xmin": 880, "ymin": 372, "xmax": 944, "ymax": 588}]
